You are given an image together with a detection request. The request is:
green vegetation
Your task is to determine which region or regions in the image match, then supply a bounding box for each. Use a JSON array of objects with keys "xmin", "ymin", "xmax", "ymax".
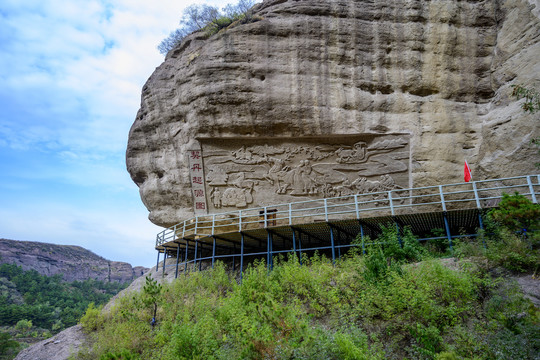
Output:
[
  {"xmin": 455, "ymin": 193, "xmax": 540, "ymax": 274},
  {"xmin": 78, "ymin": 206, "xmax": 539, "ymax": 360},
  {"xmin": 158, "ymin": 0, "xmax": 260, "ymax": 55},
  {"xmin": 0, "ymin": 263, "xmax": 128, "ymax": 332}
]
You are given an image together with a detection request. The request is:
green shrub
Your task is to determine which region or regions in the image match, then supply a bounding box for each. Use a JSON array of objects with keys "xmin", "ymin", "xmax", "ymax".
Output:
[
  {"xmin": 489, "ymin": 192, "xmax": 540, "ymax": 233},
  {"xmin": 14, "ymin": 319, "xmax": 32, "ymax": 333},
  {"xmin": 99, "ymin": 349, "xmax": 140, "ymax": 360},
  {"xmin": 78, "ymin": 252, "xmax": 539, "ymax": 360},
  {"xmin": 79, "ymin": 303, "xmax": 104, "ymax": 332}
]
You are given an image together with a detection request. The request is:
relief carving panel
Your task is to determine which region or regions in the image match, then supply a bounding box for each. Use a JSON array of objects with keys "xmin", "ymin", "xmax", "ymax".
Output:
[{"xmin": 197, "ymin": 135, "xmax": 410, "ymax": 212}]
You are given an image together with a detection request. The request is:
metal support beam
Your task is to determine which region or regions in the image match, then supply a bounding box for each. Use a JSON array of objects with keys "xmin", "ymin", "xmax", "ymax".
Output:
[
  {"xmin": 199, "ymin": 246, "xmax": 203, "ymax": 271},
  {"xmin": 291, "ymin": 226, "xmax": 326, "ymax": 244},
  {"xmin": 212, "ymin": 236, "xmax": 216, "ymax": 268},
  {"xmin": 155, "ymin": 250, "xmax": 160, "ymax": 271},
  {"xmin": 212, "ymin": 234, "xmax": 260, "ymax": 251},
  {"xmin": 162, "ymin": 247, "xmax": 167, "ymax": 274},
  {"xmin": 327, "ymin": 222, "xmax": 357, "ymax": 238},
  {"xmin": 442, "ymin": 212, "xmax": 453, "ymax": 252},
  {"xmin": 184, "ymin": 240, "xmax": 189, "ymax": 274},
  {"xmin": 292, "ymin": 228, "xmax": 297, "ymax": 259},
  {"xmin": 267, "ymin": 230, "xmax": 273, "ymax": 270},
  {"xmin": 337, "ymin": 229, "xmax": 341, "ymax": 258},
  {"xmin": 329, "ymin": 225, "xmax": 336, "ymax": 265},
  {"xmin": 360, "ymin": 223, "xmax": 366, "ymax": 255},
  {"xmin": 298, "ymin": 230, "xmax": 303, "ymax": 265},
  {"xmin": 478, "ymin": 210, "xmax": 486, "ymax": 249},
  {"xmin": 194, "ymin": 240, "xmax": 198, "ymax": 271},
  {"xmin": 175, "ymin": 245, "xmax": 180, "ymax": 279},
  {"xmin": 240, "ymin": 232, "xmax": 245, "ymax": 281}
]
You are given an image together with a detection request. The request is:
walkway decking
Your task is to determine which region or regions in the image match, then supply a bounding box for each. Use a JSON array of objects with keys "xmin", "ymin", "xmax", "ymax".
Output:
[{"xmin": 154, "ymin": 174, "xmax": 539, "ymax": 275}]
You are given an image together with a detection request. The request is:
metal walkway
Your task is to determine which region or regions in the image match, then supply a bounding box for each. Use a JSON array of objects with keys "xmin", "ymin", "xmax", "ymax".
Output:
[{"xmin": 154, "ymin": 174, "xmax": 540, "ymax": 275}]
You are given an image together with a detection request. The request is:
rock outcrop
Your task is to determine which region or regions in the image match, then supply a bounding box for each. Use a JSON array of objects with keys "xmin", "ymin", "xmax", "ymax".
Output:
[
  {"xmin": 127, "ymin": 0, "xmax": 540, "ymax": 227},
  {"xmin": 0, "ymin": 239, "xmax": 148, "ymax": 283},
  {"xmin": 14, "ymin": 325, "xmax": 86, "ymax": 360}
]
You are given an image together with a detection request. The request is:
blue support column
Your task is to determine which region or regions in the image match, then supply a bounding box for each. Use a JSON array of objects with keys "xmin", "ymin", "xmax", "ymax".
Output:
[
  {"xmin": 298, "ymin": 231, "xmax": 303, "ymax": 265},
  {"xmin": 212, "ymin": 236, "xmax": 216, "ymax": 268},
  {"xmin": 360, "ymin": 224, "xmax": 366, "ymax": 255},
  {"xmin": 478, "ymin": 210, "xmax": 486, "ymax": 248},
  {"xmin": 337, "ymin": 230, "xmax": 341, "ymax": 259},
  {"xmin": 267, "ymin": 230, "xmax": 273, "ymax": 270},
  {"xmin": 292, "ymin": 229, "xmax": 297, "ymax": 260},
  {"xmin": 194, "ymin": 240, "xmax": 198, "ymax": 271},
  {"xmin": 199, "ymin": 245, "xmax": 202, "ymax": 271},
  {"xmin": 329, "ymin": 225, "xmax": 336, "ymax": 265},
  {"xmin": 184, "ymin": 240, "xmax": 189, "ymax": 274},
  {"xmin": 443, "ymin": 212, "xmax": 454, "ymax": 252},
  {"xmin": 162, "ymin": 248, "xmax": 167, "ymax": 274},
  {"xmin": 175, "ymin": 245, "xmax": 180, "ymax": 279},
  {"xmin": 240, "ymin": 233, "xmax": 245, "ymax": 282},
  {"xmin": 156, "ymin": 250, "xmax": 160, "ymax": 271}
]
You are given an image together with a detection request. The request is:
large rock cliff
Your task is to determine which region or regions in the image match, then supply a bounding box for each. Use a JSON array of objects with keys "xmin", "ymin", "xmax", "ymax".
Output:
[
  {"xmin": 0, "ymin": 239, "xmax": 147, "ymax": 283},
  {"xmin": 127, "ymin": 0, "xmax": 540, "ymax": 227}
]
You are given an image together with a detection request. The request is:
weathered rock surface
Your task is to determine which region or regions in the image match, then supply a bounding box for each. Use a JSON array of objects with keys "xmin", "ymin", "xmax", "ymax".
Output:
[
  {"xmin": 127, "ymin": 0, "xmax": 540, "ymax": 228},
  {"xmin": 0, "ymin": 239, "xmax": 148, "ymax": 283},
  {"xmin": 14, "ymin": 325, "xmax": 86, "ymax": 360}
]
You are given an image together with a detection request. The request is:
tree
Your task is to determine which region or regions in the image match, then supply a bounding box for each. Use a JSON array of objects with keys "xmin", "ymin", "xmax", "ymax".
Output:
[
  {"xmin": 142, "ymin": 276, "xmax": 162, "ymax": 329},
  {"xmin": 158, "ymin": 0, "xmax": 259, "ymax": 55},
  {"xmin": 0, "ymin": 332, "xmax": 19, "ymax": 358}
]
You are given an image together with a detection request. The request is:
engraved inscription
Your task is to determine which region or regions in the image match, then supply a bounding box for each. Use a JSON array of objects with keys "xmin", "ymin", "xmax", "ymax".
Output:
[{"xmin": 188, "ymin": 150, "xmax": 208, "ymax": 214}]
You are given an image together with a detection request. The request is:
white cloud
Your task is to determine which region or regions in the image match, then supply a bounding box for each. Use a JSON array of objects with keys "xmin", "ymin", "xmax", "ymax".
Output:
[{"xmin": 0, "ymin": 0, "xmax": 255, "ymax": 265}]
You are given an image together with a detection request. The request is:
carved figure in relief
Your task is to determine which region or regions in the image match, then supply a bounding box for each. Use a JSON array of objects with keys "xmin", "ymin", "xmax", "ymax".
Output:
[
  {"xmin": 202, "ymin": 136, "xmax": 409, "ymax": 209},
  {"xmin": 286, "ymin": 160, "xmax": 319, "ymax": 196},
  {"xmin": 206, "ymin": 167, "xmax": 228, "ymax": 186},
  {"xmin": 211, "ymin": 187, "xmax": 222, "ymax": 208},
  {"xmin": 336, "ymin": 141, "xmax": 367, "ymax": 163},
  {"xmin": 379, "ymin": 174, "xmax": 400, "ymax": 190},
  {"xmin": 352, "ymin": 177, "xmax": 380, "ymax": 193},
  {"xmin": 232, "ymin": 145, "xmax": 253, "ymax": 161},
  {"xmin": 334, "ymin": 179, "xmax": 354, "ymax": 196},
  {"xmin": 265, "ymin": 157, "xmax": 291, "ymax": 194},
  {"xmin": 220, "ymin": 185, "xmax": 254, "ymax": 208}
]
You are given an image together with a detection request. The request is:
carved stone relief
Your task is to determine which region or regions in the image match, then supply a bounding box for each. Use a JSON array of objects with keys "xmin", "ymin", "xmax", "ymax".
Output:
[{"xmin": 197, "ymin": 135, "xmax": 410, "ymax": 211}]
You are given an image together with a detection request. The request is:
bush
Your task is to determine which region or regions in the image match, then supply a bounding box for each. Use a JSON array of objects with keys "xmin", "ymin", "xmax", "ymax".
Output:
[
  {"xmin": 79, "ymin": 303, "xmax": 104, "ymax": 332},
  {"xmin": 78, "ymin": 252, "xmax": 539, "ymax": 360},
  {"xmin": 488, "ymin": 192, "xmax": 540, "ymax": 233},
  {"xmin": 158, "ymin": 0, "xmax": 259, "ymax": 54}
]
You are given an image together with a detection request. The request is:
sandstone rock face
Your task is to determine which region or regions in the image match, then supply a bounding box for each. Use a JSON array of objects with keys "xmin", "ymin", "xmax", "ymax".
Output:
[
  {"xmin": 0, "ymin": 239, "xmax": 148, "ymax": 283},
  {"xmin": 127, "ymin": 0, "xmax": 540, "ymax": 228}
]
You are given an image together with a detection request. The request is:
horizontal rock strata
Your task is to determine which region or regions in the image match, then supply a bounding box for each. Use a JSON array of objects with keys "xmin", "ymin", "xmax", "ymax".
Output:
[{"xmin": 127, "ymin": 0, "xmax": 540, "ymax": 227}]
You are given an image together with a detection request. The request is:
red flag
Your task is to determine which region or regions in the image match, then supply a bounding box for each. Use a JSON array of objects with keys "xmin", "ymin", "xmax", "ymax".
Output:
[{"xmin": 464, "ymin": 161, "xmax": 472, "ymax": 182}]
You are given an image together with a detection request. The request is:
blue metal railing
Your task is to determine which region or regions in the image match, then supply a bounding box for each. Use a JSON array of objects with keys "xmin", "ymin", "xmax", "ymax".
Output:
[{"xmin": 156, "ymin": 174, "xmax": 540, "ymax": 248}]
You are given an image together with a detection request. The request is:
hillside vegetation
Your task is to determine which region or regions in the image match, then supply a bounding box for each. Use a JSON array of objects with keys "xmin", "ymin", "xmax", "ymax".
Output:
[
  {"xmin": 78, "ymin": 194, "xmax": 539, "ymax": 360},
  {"xmin": 0, "ymin": 264, "xmax": 128, "ymax": 359}
]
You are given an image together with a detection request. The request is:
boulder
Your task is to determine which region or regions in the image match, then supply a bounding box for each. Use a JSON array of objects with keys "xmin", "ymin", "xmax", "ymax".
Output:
[{"xmin": 126, "ymin": 0, "xmax": 540, "ymax": 228}]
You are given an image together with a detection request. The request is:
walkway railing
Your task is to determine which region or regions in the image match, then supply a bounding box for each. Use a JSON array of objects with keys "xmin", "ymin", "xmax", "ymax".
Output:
[{"xmin": 156, "ymin": 174, "xmax": 540, "ymax": 248}]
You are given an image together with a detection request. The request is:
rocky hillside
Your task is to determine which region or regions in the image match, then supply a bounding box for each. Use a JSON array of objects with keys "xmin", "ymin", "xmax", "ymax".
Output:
[
  {"xmin": 0, "ymin": 239, "xmax": 147, "ymax": 283},
  {"xmin": 127, "ymin": 0, "xmax": 540, "ymax": 227}
]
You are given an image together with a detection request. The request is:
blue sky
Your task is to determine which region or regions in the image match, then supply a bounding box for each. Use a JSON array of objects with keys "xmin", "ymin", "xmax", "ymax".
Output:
[{"xmin": 0, "ymin": 0, "xmax": 231, "ymax": 267}]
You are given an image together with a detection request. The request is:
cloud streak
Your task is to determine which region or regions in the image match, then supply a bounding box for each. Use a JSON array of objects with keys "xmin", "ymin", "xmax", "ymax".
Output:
[{"xmin": 0, "ymin": 0, "xmax": 235, "ymax": 266}]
